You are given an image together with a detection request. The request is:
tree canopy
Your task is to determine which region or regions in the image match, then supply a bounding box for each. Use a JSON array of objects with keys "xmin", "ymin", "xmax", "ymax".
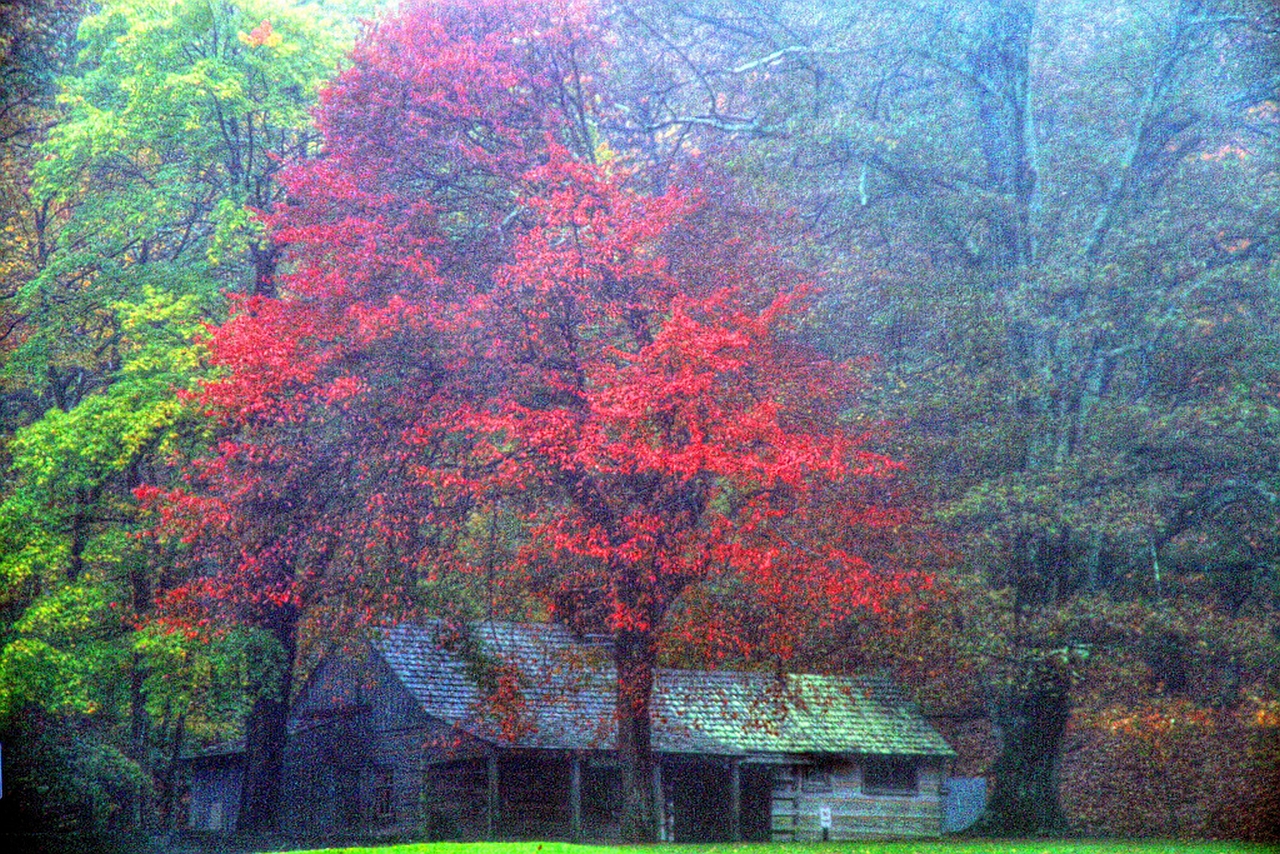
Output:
[
  {"xmin": 0, "ymin": 0, "xmax": 1276, "ymax": 846},
  {"xmin": 140, "ymin": 0, "xmax": 916, "ymax": 837}
]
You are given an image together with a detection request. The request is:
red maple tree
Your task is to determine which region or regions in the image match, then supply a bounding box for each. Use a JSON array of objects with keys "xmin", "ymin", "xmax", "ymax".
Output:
[{"xmin": 141, "ymin": 0, "xmax": 917, "ymax": 837}]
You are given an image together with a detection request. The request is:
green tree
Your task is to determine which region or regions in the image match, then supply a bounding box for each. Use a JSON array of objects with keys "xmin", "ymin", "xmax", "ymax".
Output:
[
  {"xmin": 0, "ymin": 289, "xmax": 207, "ymax": 846},
  {"xmin": 1, "ymin": 0, "xmax": 89, "ymax": 431},
  {"xmin": 0, "ymin": 0, "xmax": 354, "ymax": 843}
]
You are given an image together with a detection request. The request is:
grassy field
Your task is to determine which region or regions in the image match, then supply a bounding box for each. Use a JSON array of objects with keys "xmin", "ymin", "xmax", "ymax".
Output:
[{"xmin": 277, "ymin": 841, "xmax": 1279, "ymax": 854}]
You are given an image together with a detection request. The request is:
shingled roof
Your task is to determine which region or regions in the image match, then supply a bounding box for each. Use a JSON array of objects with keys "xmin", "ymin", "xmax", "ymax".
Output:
[{"xmin": 375, "ymin": 621, "xmax": 954, "ymax": 758}]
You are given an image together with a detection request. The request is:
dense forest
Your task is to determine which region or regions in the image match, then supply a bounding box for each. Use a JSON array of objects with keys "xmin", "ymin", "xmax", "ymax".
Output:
[{"xmin": 1, "ymin": 0, "xmax": 1277, "ymax": 850}]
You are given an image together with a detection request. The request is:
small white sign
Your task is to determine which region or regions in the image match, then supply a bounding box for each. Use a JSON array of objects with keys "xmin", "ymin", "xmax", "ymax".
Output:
[{"xmin": 819, "ymin": 805, "xmax": 833, "ymax": 829}]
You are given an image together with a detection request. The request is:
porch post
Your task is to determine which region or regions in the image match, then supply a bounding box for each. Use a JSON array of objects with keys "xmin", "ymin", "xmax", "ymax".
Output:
[
  {"xmin": 569, "ymin": 754, "xmax": 582, "ymax": 842},
  {"xmin": 653, "ymin": 760, "xmax": 666, "ymax": 841},
  {"xmin": 729, "ymin": 758, "xmax": 742, "ymax": 841},
  {"xmin": 486, "ymin": 753, "xmax": 499, "ymax": 840}
]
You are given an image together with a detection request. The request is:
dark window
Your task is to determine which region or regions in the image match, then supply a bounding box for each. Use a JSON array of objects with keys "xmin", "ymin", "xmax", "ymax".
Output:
[
  {"xmin": 862, "ymin": 756, "xmax": 918, "ymax": 796},
  {"xmin": 801, "ymin": 767, "xmax": 832, "ymax": 793}
]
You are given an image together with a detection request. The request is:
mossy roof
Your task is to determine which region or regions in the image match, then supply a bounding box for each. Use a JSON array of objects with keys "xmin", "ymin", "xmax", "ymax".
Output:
[{"xmin": 376, "ymin": 621, "xmax": 954, "ymax": 758}]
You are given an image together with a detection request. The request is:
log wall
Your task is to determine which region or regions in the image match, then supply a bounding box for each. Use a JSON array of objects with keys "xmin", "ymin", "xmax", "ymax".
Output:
[
  {"xmin": 770, "ymin": 758, "xmax": 946, "ymax": 840},
  {"xmin": 186, "ymin": 756, "xmax": 243, "ymax": 832},
  {"xmin": 281, "ymin": 652, "xmax": 456, "ymax": 836}
]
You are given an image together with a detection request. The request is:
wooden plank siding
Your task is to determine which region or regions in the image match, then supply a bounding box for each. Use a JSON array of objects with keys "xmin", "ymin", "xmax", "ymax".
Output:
[
  {"xmin": 769, "ymin": 758, "xmax": 946, "ymax": 841},
  {"xmin": 281, "ymin": 651, "xmax": 463, "ymax": 837},
  {"xmin": 186, "ymin": 754, "xmax": 243, "ymax": 832}
]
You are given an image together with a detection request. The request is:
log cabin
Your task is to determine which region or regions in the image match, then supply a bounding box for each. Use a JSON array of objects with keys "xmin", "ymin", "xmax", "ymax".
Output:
[{"xmin": 187, "ymin": 620, "xmax": 954, "ymax": 841}]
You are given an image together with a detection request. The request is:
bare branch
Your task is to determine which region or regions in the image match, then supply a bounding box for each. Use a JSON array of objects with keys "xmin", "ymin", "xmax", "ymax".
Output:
[{"xmin": 731, "ymin": 45, "xmax": 850, "ymax": 75}]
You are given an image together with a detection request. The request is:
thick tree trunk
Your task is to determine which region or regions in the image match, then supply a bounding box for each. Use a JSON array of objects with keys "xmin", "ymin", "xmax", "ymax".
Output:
[
  {"xmin": 238, "ymin": 603, "xmax": 298, "ymax": 832},
  {"xmin": 159, "ymin": 711, "xmax": 186, "ymax": 832},
  {"xmin": 615, "ymin": 629, "xmax": 657, "ymax": 842},
  {"xmin": 977, "ymin": 657, "xmax": 1072, "ymax": 836}
]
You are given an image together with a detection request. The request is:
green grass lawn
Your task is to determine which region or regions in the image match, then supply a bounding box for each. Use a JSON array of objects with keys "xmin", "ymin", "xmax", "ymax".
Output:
[{"xmin": 275, "ymin": 841, "xmax": 1278, "ymax": 854}]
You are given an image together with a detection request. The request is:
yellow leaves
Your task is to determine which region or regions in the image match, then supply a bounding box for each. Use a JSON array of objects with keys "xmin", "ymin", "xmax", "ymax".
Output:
[
  {"xmin": 14, "ymin": 583, "xmax": 109, "ymax": 637},
  {"xmin": 133, "ymin": 144, "xmax": 162, "ymax": 168},
  {"xmin": 1244, "ymin": 99, "xmax": 1278, "ymax": 122},
  {"xmin": 1199, "ymin": 142, "xmax": 1251, "ymax": 163},
  {"xmin": 1245, "ymin": 696, "xmax": 1280, "ymax": 728},
  {"xmin": 593, "ymin": 139, "xmax": 617, "ymax": 164},
  {"xmin": 238, "ymin": 19, "xmax": 283, "ymax": 49}
]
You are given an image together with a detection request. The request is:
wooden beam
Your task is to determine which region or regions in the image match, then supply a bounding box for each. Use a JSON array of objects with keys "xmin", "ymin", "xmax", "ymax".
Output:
[
  {"xmin": 730, "ymin": 758, "xmax": 742, "ymax": 842},
  {"xmin": 569, "ymin": 754, "xmax": 582, "ymax": 842},
  {"xmin": 653, "ymin": 761, "xmax": 666, "ymax": 841},
  {"xmin": 486, "ymin": 753, "xmax": 499, "ymax": 840}
]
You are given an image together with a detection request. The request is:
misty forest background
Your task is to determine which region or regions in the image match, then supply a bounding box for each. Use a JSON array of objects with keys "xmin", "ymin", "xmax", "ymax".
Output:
[{"xmin": 0, "ymin": 0, "xmax": 1278, "ymax": 849}]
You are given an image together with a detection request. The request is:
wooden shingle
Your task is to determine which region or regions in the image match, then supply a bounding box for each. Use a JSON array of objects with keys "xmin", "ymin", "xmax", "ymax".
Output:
[{"xmin": 375, "ymin": 621, "xmax": 954, "ymax": 758}]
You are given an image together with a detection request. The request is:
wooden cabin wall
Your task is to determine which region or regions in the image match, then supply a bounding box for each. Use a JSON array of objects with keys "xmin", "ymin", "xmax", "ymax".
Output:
[
  {"xmin": 282, "ymin": 653, "xmax": 448, "ymax": 836},
  {"xmin": 282, "ymin": 709, "xmax": 370, "ymax": 833},
  {"xmin": 771, "ymin": 758, "xmax": 946, "ymax": 840},
  {"xmin": 364, "ymin": 662, "xmax": 458, "ymax": 830}
]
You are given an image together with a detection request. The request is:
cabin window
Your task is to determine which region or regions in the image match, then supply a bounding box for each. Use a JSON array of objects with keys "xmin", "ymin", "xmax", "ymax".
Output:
[
  {"xmin": 371, "ymin": 767, "xmax": 395, "ymax": 821},
  {"xmin": 862, "ymin": 756, "xmax": 918, "ymax": 796},
  {"xmin": 801, "ymin": 766, "xmax": 832, "ymax": 793}
]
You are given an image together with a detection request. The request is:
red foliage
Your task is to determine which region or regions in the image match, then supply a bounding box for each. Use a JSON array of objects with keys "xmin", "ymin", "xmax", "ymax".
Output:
[{"xmin": 140, "ymin": 3, "xmax": 919, "ymax": 801}]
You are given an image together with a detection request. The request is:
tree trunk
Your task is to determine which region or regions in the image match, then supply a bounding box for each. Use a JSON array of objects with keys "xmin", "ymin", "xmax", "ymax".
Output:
[
  {"xmin": 128, "ymin": 652, "xmax": 150, "ymax": 830},
  {"xmin": 977, "ymin": 656, "xmax": 1072, "ymax": 836},
  {"xmin": 250, "ymin": 240, "xmax": 280, "ymax": 298},
  {"xmin": 968, "ymin": 0, "xmax": 1038, "ymax": 273},
  {"xmin": 238, "ymin": 603, "xmax": 298, "ymax": 832},
  {"xmin": 159, "ymin": 711, "xmax": 186, "ymax": 832},
  {"xmin": 615, "ymin": 628, "xmax": 657, "ymax": 842}
]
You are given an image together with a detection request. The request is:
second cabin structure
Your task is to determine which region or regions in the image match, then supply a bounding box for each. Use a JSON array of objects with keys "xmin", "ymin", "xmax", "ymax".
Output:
[{"xmin": 229, "ymin": 621, "xmax": 953, "ymax": 841}]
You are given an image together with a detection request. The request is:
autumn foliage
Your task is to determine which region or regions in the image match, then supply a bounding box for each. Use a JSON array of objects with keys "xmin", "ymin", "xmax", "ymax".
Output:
[
  {"xmin": 4, "ymin": 0, "xmax": 1277, "ymax": 844},
  {"xmin": 1063, "ymin": 700, "xmax": 1280, "ymax": 841},
  {"xmin": 137, "ymin": 0, "xmax": 913, "ymax": 838}
]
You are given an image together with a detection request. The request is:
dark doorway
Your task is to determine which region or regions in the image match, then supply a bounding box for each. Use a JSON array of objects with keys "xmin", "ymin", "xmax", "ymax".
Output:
[
  {"xmin": 581, "ymin": 762, "xmax": 621, "ymax": 839},
  {"xmin": 739, "ymin": 764, "xmax": 775, "ymax": 841},
  {"xmin": 499, "ymin": 752, "xmax": 571, "ymax": 838},
  {"xmin": 666, "ymin": 758, "xmax": 774, "ymax": 841},
  {"xmin": 668, "ymin": 758, "xmax": 732, "ymax": 841}
]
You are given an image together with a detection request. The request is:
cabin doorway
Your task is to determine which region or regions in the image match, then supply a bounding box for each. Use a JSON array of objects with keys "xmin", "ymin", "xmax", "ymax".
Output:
[{"xmin": 665, "ymin": 758, "xmax": 774, "ymax": 842}]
